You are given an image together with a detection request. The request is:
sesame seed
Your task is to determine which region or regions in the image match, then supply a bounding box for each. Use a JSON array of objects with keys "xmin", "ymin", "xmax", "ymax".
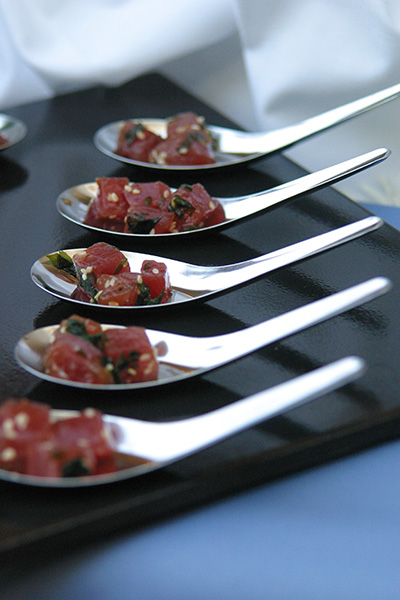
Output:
[
  {"xmin": 124, "ymin": 185, "xmax": 133, "ymax": 192},
  {"xmin": 2, "ymin": 419, "xmax": 16, "ymax": 439},
  {"xmin": 153, "ymin": 151, "xmax": 167, "ymax": 165},
  {"xmin": 101, "ymin": 429, "xmax": 110, "ymax": 442},
  {"xmin": 137, "ymin": 275, "xmax": 143, "ymax": 284},
  {"xmin": 83, "ymin": 408, "xmax": 96, "ymax": 418},
  {"xmin": 107, "ymin": 192, "xmax": 119, "ymax": 203},
  {"xmin": 209, "ymin": 201, "xmax": 215, "ymax": 210},
  {"xmin": 152, "ymin": 268, "xmax": 159, "ymax": 275},
  {"xmin": 163, "ymin": 190, "xmax": 170, "ymax": 198},
  {"xmin": 178, "ymin": 147, "xmax": 188, "ymax": 154},
  {"xmin": 139, "ymin": 353, "xmax": 151, "ymax": 362},
  {"xmin": 144, "ymin": 361, "xmax": 156, "ymax": 375},
  {"xmin": 108, "ymin": 301, "xmax": 119, "ymax": 306},
  {"xmin": 1, "ymin": 447, "xmax": 17, "ymax": 462},
  {"xmin": 132, "ymin": 188, "xmax": 141, "ymax": 194},
  {"xmin": 14, "ymin": 412, "xmax": 30, "ymax": 430},
  {"xmin": 127, "ymin": 368, "xmax": 137, "ymax": 376}
]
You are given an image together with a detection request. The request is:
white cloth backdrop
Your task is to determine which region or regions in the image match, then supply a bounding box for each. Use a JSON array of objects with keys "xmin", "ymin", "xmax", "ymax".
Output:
[{"xmin": 1, "ymin": 0, "xmax": 400, "ymax": 204}]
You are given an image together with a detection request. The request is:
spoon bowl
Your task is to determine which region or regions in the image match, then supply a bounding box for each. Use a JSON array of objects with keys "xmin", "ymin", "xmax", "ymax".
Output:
[
  {"xmin": 57, "ymin": 148, "xmax": 389, "ymax": 239},
  {"xmin": 15, "ymin": 277, "xmax": 391, "ymax": 390},
  {"xmin": 94, "ymin": 83, "xmax": 400, "ymax": 170},
  {"xmin": 31, "ymin": 216, "xmax": 383, "ymax": 309},
  {"xmin": 1, "ymin": 356, "xmax": 365, "ymax": 487},
  {"xmin": 0, "ymin": 113, "xmax": 27, "ymax": 150}
]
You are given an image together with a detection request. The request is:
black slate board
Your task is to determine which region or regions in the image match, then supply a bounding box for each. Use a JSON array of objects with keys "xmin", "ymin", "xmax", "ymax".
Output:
[{"xmin": 1, "ymin": 73, "xmax": 400, "ymax": 563}]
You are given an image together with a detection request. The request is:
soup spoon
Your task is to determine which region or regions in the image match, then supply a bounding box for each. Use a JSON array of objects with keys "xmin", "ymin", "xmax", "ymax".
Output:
[
  {"xmin": 15, "ymin": 276, "xmax": 390, "ymax": 390},
  {"xmin": 93, "ymin": 82, "xmax": 400, "ymax": 170},
  {"xmin": 31, "ymin": 216, "xmax": 383, "ymax": 309},
  {"xmin": 57, "ymin": 147, "xmax": 389, "ymax": 239},
  {"xmin": 2, "ymin": 356, "xmax": 365, "ymax": 487},
  {"xmin": 0, "ymin": 113, "xmax": 27, "ymax": 150}
]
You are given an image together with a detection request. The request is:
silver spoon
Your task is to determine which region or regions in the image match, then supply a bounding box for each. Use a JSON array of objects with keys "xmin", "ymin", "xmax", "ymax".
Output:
[
  {"xmin": 57, "ymin": 147, "xmax": 389, "ymax": 239},
  {"xmin": 0, "ymin": 113, "xmax": 27, "ymax": 150},
  {"xmin": 15, "ymin": 276, "xmax": 390, "ymax": 390},
  {"xmin": 31, "ymin": 216, "xmax": 382, "ymax": 309},
  {"xmin": 2, "ymin": 356, "xmax": 365, "ymax": 487},
  {"xmin": 93, "ymin": 83, "xmax": 400, "ymax": 170}
]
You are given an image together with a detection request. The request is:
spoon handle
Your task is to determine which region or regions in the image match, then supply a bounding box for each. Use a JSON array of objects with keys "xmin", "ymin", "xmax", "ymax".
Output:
[
  {"xmin": 222, "ymin": 148, "xmax": 389, "ymax": 220},
  {"xmin": 156, "ymin": 277, "xmax": 391, "ymax": 370},
  {"xmin": 209, "ymin": 276, "xmax": 390, "ymax": 366},
  {"xmin": 218, "ymin": 82, "xmax": 400, "ymax": 154},
  {"xmin": 114, "ymin": 356, "xmax": 365, "ymax": 462},
  {"xmin": 186, "ymin": 216, "xmax": 382, "ymax": 294}
]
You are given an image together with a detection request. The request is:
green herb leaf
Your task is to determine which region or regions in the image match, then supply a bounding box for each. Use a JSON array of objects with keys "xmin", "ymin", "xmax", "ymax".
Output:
[
  {"xmin": 64, "ymin": 318, "xmax": 106, "ymax": 349},
  {"xmin": 124, "ymin": 123, "xmax": 145, "ymax": 146},
  {"xmin": 47, "ymin": 251, "xmax": 76, "ymax": 277},
  {"xmin": 62, "ymin": 458, "xmax": 91, "ymax": 477},
  {"xmin": 113, "ymin": 257, "xmax": 128, "ymax": 275},
  {"xmin": 105, "ymin": 351, "xmax": 140, "ymax": 383},
  {"xmin": 77, "ymin": 272, "xmax": 98, "ymax": 302},
  {"xmin": 135, "ymin": 281, "xmax": 164, "ymax": 306},
  {"xmin": 125, "ymin": 213, "xmax": 161, "ymax": 234},
  {"xmin": 169, "ymin": 194, "xmax": 195, "ymax": 219}
]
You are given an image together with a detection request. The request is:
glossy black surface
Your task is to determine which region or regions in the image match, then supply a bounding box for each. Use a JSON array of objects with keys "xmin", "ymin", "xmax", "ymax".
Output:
[{"xmin": 1, "ymin": 74, "xmax": 400, "ymax": 562}]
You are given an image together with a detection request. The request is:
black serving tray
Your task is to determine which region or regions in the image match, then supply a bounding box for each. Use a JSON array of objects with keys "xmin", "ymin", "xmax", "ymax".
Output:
[{"xmin": 1, "ymin": 74, "xmax": 400, "ymax": 563}]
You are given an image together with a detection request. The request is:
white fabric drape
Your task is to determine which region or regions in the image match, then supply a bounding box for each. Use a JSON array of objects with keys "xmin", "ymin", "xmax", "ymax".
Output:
[{"xmin": 1, "ymin": 0, "xmax": 400, "ymax": 204}]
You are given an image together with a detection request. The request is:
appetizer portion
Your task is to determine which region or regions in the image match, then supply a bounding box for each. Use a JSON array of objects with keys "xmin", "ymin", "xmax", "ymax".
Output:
[
  {"xmin": 84, "ymin": 177, "xmax": 225, "ymax": 234},
  {"xmin": 0, "ymin": 398, "xmax": 116, "ymax": 478},
  {"xmin": 43, "ymin": 315, "xmax": 159, "ymax": 385},
  {"xmin": 48, "ymin": 241, "xmax": 172, "ymax": 306},
  {"xmin": 116, "ymin": 112, "xmax": 216, "ymax": 166}
]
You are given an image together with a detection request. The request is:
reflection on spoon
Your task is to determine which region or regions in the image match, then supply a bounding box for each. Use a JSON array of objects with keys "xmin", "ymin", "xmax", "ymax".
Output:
[
  {"xmin": 0, "ymin": 113, "xmax": 27, "ymax": 150},
  {"xmin": 1, "ymin": 356, "xmax": 365, "ymax": 487},
  {"xmin": 31, "ymin": 216, "xmax": 383, "ymax": 309},
  {"xmin": 15, "ymin": 277, "xmax": 390, "ymax": 390},
  {"xmin": 93, "ymin": 83, "xmax": 400, "ymax": 170},
  {"xmin": 57, "ymin": 148, "xmax": 389, "ymax": 238}
]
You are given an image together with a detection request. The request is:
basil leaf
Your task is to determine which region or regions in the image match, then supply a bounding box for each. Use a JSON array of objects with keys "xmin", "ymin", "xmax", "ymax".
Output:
[
  {"xmin": 124, "ymin": 123, "xmax": 145, "ymax": 146},
  {"xmin": 64, "ymin": 318, "xmax": 105, "ymax": 349},
  {"xmin": 135, "ymin": 282, "xmax": 164, "ymax": 306},
  {"xmin": 169, "ymin": 194, "xmax": 195, "ymax": 219},
  {"xmin": 113, "ymin": 257, "xmax": 128, "ymax": 274},
  {"xmin": 105, "ymin": 351, "xmax": 140, "ymax": 384},
  {"xmin": 77, "ymin": 272, "xmax": 98, "ymax": 302},
  {"xmin": 125, "ymin": 213, "xmax": 161, "ymax": 234},
  {"xmin": 177, "ymin": 131, "xmax": 206, "ymax": 152},
  {"xmin": 47, "ymin": 251, "xmax": 76, "ymax": 277},
  {"xmin": 62, "ymin": 458, "xmax": 91, "ymax": 478}
]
